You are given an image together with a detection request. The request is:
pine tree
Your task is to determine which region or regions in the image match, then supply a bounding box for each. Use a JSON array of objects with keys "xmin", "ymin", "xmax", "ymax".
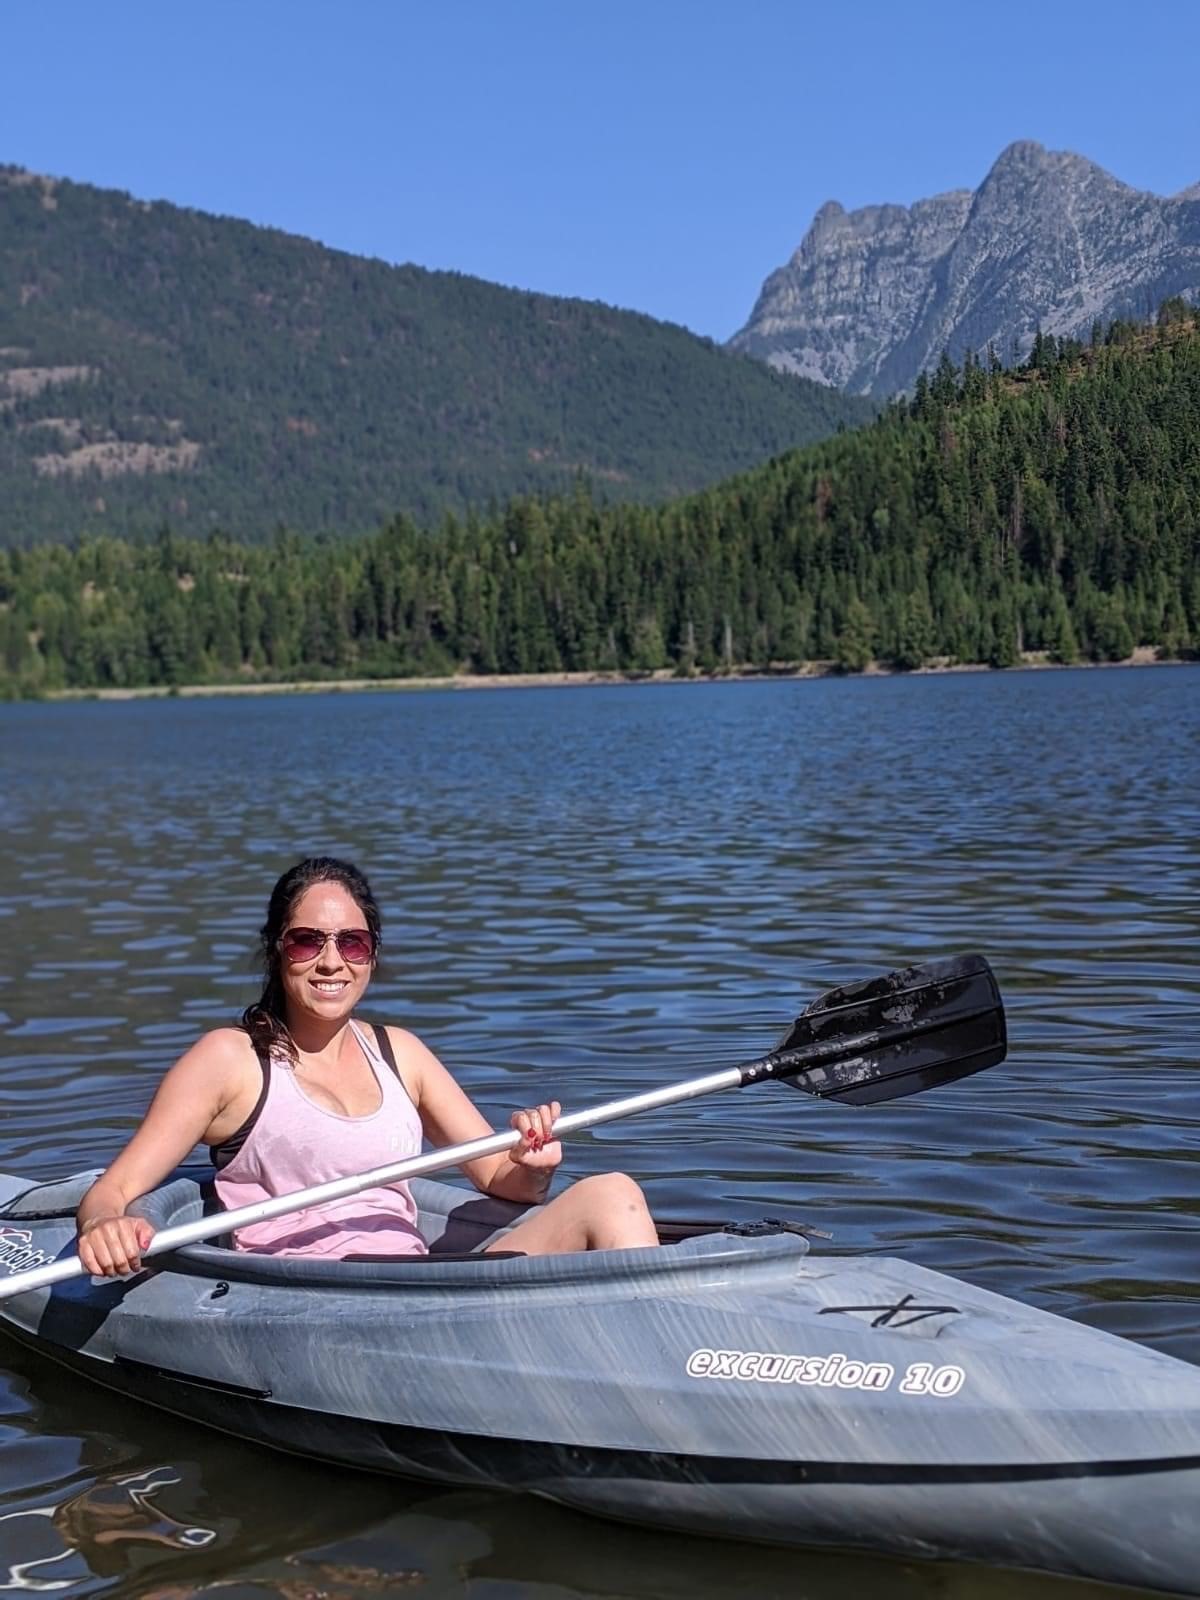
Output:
[{"xmin": 834, "ymin": 598, "xmax": 874, "ymax": 673}]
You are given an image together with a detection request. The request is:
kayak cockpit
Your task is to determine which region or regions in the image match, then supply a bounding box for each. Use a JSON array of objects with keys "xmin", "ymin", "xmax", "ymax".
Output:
[{"xmin": 0, "ymin": 1166, "xmax": 816, "ymax": 1293}]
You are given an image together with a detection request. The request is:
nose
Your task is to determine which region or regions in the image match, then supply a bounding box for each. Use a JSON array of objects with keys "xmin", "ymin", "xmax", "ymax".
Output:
[{"xmin": 315, "ymin": 933, "xmax": 345, "ymax": 972}]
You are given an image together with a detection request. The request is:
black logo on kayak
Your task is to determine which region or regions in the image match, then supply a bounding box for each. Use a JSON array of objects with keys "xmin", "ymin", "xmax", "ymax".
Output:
[{"xmin": 819, "ymin": 1293, "xmax": 960, "ymax": 1329}]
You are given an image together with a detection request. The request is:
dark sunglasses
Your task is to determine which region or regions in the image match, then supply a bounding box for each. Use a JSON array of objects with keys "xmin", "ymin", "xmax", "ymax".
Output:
[{"xmin": 280, "ymin": 926, "xmax": 376, "ymax": 966}]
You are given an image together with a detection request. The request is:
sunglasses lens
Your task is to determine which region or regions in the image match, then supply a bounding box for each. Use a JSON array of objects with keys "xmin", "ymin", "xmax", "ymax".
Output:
[
  {"xmin": 336, "ymin": 930, "xmax": 375, "ymax": 964},
  {"xmin": 282, "ymin": 928, "xmax": 325, "ymax": 962}
]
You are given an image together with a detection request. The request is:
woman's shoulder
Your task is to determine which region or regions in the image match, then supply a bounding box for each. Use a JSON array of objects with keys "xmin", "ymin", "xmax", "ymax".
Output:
[
  {"xmin": 143, "ymin": 1027, "xmax": 262, "ymax": 1135},
  {"xmin": 372, "ymin": 1022, "xmax": 421, "ymax": 1048},
  {"xmin": 371, "ymin": 1023, "xmax": 438, "ymax": 1062},
  {"xmin": 368, "ymin": 1023, "xmax": 447, "ymax": 1092},
  {"xmin": 194, "ymin": 1024, "xmax": 258, "ymax": 1056},
  {"xmin": 168, "ymin": 1026, "xmax": 260, "ymax": 1081}
]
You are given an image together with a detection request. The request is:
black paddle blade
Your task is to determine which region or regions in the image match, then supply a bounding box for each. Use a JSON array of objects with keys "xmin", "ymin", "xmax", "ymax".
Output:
[{"xmin": 768, "ymin": 953, "xmax": 1006, "ymax": 1105}]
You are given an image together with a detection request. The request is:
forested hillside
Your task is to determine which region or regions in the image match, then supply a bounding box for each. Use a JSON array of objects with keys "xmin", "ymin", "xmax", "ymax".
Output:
[
  {"xmin": 2, "ymin": 308, "xmax": 1197, "ymax": 694},
  {"xmin": 0, "ymin": 167, "xmax": 871, "ymax": 544}
]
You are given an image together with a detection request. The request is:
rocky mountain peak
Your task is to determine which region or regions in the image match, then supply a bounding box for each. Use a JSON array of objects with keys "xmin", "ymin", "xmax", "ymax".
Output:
[
  {"xmin": 731, "ymin": 143, "xmax": 1200, "ymax": 395},
  {"xmin": 988, "ymin": 138, "xmax": 1062, "ymax": 173},
  {"xmin": 811, "ymin": 198, "xmax": 846, "ymax": 226}
]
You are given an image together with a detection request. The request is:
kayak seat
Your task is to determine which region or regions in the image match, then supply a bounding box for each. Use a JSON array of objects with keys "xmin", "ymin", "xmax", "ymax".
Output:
[{"xmin": 412, "ymin": 1184, "xmax": 531, "ymax": 1253}]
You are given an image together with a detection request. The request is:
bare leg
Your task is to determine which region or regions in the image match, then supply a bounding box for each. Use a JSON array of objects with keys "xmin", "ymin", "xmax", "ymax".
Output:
[{"xmin": 485, "ymin": 1172, "xmax": 658, "ymax": 1256}]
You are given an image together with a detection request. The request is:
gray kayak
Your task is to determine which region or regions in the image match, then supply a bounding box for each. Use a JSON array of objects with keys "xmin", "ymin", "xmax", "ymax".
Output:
[{"xmin": 0, "ymin": 1165, "xmax": 1196, "ymax": 1595}]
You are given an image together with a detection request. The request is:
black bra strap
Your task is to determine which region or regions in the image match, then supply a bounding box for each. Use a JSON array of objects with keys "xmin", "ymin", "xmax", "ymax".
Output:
[
  {"xmin": 210, "ymin": 1045, "xmax": 272, "ymax": 1169},
  {"xmin": 371, "ymin": 1023, "xmax": 401, "ymax": 1079}
]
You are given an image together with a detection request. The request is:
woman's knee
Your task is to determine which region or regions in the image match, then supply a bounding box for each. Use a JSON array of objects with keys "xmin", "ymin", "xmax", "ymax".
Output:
[
  {"xmin": 535, "ymin": 1172, "xmax": 656, "ymax": 1251},
  {"xmin": 572, "ymin": 1171, "xmax": 650, "ymax": 1214}
]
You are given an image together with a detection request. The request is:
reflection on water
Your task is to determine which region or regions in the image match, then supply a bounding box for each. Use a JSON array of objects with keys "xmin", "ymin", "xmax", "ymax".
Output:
[
  {"xmin": 0, "ymin": 1348, "xmax": 404, "ymax": 1595},
  {"xmin": 0, "ymin": 667, "xmax": 1197, "ymax": 1596},
  {"xmin": 0, "ymin": 1466, "xmax": 214, "ymax": 1593}
]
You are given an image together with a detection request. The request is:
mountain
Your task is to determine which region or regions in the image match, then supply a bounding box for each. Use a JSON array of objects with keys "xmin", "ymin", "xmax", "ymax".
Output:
[
  {"xmin": 0, "ymin": 167, "xmax": 874, "ymax": 546},
  {"xmin": 4, "ymin": 307, "xmax": 1196, "ymax": 693},
  {"xmin": 730, "ymin": 141, "xmax": 1200, "ymax": 396}
]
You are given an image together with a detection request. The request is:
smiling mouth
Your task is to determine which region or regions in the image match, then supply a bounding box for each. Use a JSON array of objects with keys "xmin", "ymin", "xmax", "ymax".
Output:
[{"xmin": 310, "ymin": 980, "xmax": 349, "ymax": 993}]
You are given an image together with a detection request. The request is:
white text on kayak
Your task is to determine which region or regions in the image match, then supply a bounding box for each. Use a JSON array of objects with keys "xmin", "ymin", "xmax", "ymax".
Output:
[{"xmin": 686, "ymin": 1347, "xmax": 966, "ymax": 1396}]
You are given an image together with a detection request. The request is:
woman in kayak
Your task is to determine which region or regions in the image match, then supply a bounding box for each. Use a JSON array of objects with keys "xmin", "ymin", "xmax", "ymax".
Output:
[{"xmin": 76, "ymin": 856, "xmax": 658, "ymax": 1275}]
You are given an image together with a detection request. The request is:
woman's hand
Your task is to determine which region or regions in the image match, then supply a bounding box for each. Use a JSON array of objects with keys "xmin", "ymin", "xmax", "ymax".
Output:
[
  {"xmin": 508, "ymin": 1101, "xmax": 563, "ymax": 1176},
  {"xmin": 77, "ymin": 1214, "xmax": 156, "ymax": 1278}
]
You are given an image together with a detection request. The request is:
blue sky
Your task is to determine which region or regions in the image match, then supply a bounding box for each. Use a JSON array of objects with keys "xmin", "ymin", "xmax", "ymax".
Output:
[{"xmin": 4, "ymin": 0, "xmax": 1198, "ymax": 339}]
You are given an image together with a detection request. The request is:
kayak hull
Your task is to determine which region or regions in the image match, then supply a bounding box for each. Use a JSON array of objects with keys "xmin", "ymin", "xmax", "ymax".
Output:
[
  {"xmin": 1, "ymin": 1168, "xmax": 1197, "ymax": 1594},
  {"xmin": 3, "ymin": 1325, "xmax": 1199, "ymax": 1592}
]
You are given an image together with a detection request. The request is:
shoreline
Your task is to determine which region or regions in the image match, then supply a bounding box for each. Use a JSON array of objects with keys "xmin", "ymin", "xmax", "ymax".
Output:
[{"xmin": 37, "ymin": 647, "xmax": 1194, "ymax": 702}]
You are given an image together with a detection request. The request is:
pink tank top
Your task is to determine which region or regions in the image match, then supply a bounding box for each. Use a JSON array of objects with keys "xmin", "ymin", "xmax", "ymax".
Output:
[{"xmin": 214, "ymin": 1020, "xmax": 428, "ymax": 1258}]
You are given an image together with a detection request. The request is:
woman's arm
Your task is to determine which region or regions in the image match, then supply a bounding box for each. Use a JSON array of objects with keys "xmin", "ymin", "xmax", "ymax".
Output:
[
  {"xmin": 77, "ymin": 1028, "xmax": 251, "ymax": 1275},
  {"xmin": 388, "ymin": 1027, "xmax": 562, "ymax": 1204}
]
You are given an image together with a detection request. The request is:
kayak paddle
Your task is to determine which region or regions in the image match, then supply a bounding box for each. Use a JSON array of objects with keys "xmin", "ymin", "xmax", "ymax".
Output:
[{"xmin": 0, "ymin": 952, "xmax": 1004, "ymax": 1300}]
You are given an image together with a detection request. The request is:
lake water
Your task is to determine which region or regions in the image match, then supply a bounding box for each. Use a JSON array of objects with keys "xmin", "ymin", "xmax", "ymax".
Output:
[{"xmin": 0, "ymin": 667, "xmax": 1197, "ymax": 1597}]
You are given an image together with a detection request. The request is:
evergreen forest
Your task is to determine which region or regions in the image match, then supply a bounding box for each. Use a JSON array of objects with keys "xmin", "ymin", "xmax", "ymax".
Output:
[
  {"xmin": 0, "ymin": 167, "xmax": 871, "ymax": 544},
  {"xmin": 2, "ymin": 307, "xmax": 1198, "ymax": 696}
]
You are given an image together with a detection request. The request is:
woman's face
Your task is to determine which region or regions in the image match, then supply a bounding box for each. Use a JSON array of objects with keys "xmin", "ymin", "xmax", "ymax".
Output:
[{"xmin": 277, "ymin": 881, "xmax": 375, "ymax": 1028}]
